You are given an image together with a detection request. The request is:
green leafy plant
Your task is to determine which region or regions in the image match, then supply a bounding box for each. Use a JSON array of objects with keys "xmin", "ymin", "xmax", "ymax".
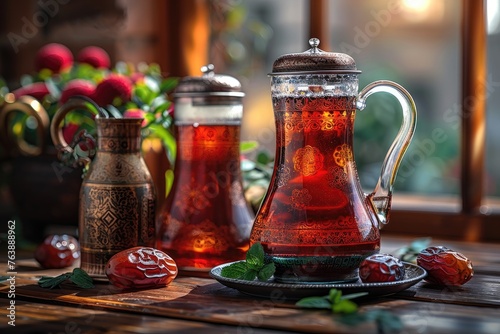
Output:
[
  {"xmin": 38, "ymin": 268, "xmax": 94, "ymax": 289},
  {"xmin": 296, "ymin": 289, "xmax": 367, "ymax": 314},
  {"xmin": 240, "ymin": 148, "xmax": 273, "ymax": 212},
  {"xmin": 220, "ymin": 242, "xmax": 275, "ymax": 281},
  {"xmin": 0, "ymin": 43, "xmax": 177, "ymax": 167}
]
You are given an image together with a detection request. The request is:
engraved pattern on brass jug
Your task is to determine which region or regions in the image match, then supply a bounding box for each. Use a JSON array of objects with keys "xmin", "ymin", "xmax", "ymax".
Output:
[
  {"xmin": 50, "ymin": 99, "xmax": 156, "ymax": 278},
  {"xmin": 80, "ymin": 118, "xmax": 156, "ymax": 278}
]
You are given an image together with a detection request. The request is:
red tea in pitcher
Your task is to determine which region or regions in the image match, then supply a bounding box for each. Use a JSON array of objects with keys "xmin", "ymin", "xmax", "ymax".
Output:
[
  {"xmin": 250, "ymin": 95, "xmax": 380, "ymax": 283},
  {"xmin": 156, "ymin": 124, "xmax": 253, "ymax": 272},
  {"xmin": 156, "ymin": 65, "xmax": 254, "ymax": 274}
]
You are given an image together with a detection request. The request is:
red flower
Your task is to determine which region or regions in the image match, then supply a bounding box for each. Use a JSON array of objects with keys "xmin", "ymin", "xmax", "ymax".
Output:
[
  {"xmin": 61, "ymin": 123, "xmax": 96, "ymax": 157},
  {"xmin": 123, "ymin": 108, "xmax": 147, "ymax": 126},
  {"xmin": 130, "ymin": 72, "xmax": 145, "ymax": 84},
  {"xmin": 12, "ymin": 82, "xmax": 50, "ymax": 101},
  {"xmin": 35, "ymin": 43, "xmax": 73, "ymax": 73},
  {"xmin": 62, "ymin": 123, "xmax": 80, "ymax": 144},
  {"xmin": 167, "ymin": 103, "xmax": 175, "ymax": 119},
  {"xmin": 60, "ymin": 79, "xmax": 96, "ymax": 104},
  {"xmin": 77, "ymin": 46, "xmax": 111, "ymax": 69},
  {"xmin": 92, "ymin": 74, "xmax": 132, "ymax": 107}
]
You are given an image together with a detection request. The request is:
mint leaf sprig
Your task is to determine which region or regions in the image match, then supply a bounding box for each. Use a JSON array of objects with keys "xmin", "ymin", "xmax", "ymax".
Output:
[
  {"xmin": 38, "ymin": 268, "xmax": 94, "ymax": 289},
  {"xmin": 296, "ymin": 288, "xmax": 367, "ymax": 314},
  {"xmin": 297, "ymin": 288, "xmax": 403, "ymax": 333},
  {"xmin": 221, "ymin": 242, "xmax": 275, "ymax": 281},
  {"xmin": 393, "ymin": 237, "xmax": 432, "ymax": 263}
]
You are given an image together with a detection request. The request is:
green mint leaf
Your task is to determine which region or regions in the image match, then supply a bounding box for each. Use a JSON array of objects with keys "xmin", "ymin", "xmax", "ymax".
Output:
[
  {"xmin": 38, "ymin": 273, "xmax": 72, "ymax": 289},
  {"xmin": 257, "ymin": 262, "xmax": 275, "ymax": 281},
  {"xmin": 395, "ymin": 237, "xmax": 432, "ymax": 263},
  {"xmin": 220, "ymin": 243, "xmax": 271, "ymax": 281},
  {"xmin": 240, "ymin": 140, "xmax": 259, "ymax": 153},
  {"xmin": 410, "ymin": 237, "xmax": 432, "ymax": 252},
  {"xmin": 38, "ymin": 268, "xmax": 95, "ymax": 289},
  {"xmin": 221, "ymin": 261, "xmax": 249, "ymax": 279},
  {"xmin": 332, "ymin": 299, "xmax": 358, "ymax": 314},
  {"xmin": 246, "ymin": 243, "xmax": 265, "ymax": 270},
  {"xmin": 69, "ymin": 268, "xmax": 94, "ymax": 288},
  {"xmin": 256, "ymin": 151, "xmax": 271, "ymax": 165},
  {"xmin": 295, "ymin": 296, "xmax": 331, "ymax": 309},
  {"xmin": 297, "ymin": 289, "xmax": 368, "ymax": 315},
  {"xmin": 241, "ymin": 269, "xmax": 258, "ymax": 281},
  {"xmin": 329, "ymin": 288, "xmax": 342, "ymax": 304}
]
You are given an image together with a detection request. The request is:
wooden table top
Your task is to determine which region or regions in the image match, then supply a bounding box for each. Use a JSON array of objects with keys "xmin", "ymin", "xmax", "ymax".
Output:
[{"xmin": 1, "ymin": 235, "xmax": 500, "ymax": 334}]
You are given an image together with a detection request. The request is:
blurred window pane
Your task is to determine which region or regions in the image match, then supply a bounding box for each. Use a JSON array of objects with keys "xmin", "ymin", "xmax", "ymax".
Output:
[
  {"xmin": 212, "ymin": 0, "xmax": 499, "ymax": 201},
  {"xmin": 486, "ymin": 0, "xmax": 500, "ymax": 198},
  {"xmin": 328, "ymin": 0, "xmax": 460, "ymax": 197}
]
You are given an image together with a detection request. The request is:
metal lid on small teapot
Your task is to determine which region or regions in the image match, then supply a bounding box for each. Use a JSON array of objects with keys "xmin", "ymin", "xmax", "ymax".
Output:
[
  {"xmin": 270, "ymin": 38, "xmax": 361, "ymax": 75},
  {"xmin": 173, "ymin": 65, "xmax": 245, "ymax": 124},
  {"xmin": 174, "ymin": 64, "xmax": 245, "ymax": 101}
]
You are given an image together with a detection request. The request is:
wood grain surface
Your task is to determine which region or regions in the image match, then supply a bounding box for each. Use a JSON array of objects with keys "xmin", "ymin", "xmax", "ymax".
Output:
[{"xmin": 1, "ymin": 236, "xmax": 500, "ymax": 333}]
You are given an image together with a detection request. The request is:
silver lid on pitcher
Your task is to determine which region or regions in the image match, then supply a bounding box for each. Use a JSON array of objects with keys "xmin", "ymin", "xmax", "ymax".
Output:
[
  {"xmin": 270, "ymin": 38, "xmax": 361, "ymax": 75},
  {"xmin": 173, "ymin": 65, "xmax": 245, "ymax": 124},
  {"xmin": 174, "ymin": 64, "xmax": 245, "ymax": 101}
]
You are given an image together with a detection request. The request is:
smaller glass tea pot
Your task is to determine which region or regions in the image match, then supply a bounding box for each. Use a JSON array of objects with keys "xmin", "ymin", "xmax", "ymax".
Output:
[
  {"xmin": 156, "ymin": 65, "xmax": 254, "ymax": 274},
  {"xmin": 250, "ymin": 38, "xmax": 417, "ymax": 283}
]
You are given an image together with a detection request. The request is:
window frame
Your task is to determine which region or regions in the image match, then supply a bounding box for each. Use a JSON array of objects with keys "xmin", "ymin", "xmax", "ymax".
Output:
[
  {"xmin": 309, "ymin": 0, "xmax": 500, "ymax": 241},
  {"xmin": 160, "ymin": 0, "xmax": 499, "ymax": 241}
]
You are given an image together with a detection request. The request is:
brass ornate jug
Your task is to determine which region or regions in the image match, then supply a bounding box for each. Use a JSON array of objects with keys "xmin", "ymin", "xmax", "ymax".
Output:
[
  {"xmin": 250, "ymin": 38, "xmax": 417, "ymax": 283},
  {"xmin": 51, "ymin": 98, "xmax": 156, "ymax": 278}
]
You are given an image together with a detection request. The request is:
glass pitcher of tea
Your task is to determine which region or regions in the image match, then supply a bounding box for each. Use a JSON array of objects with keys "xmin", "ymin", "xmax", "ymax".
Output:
[
  {"xmin": 250, "ymin": 38, "xmax": 417, "ymax": 283},
  {"xmin": 156, "ymin": 65, "xmax": 254, "ymax": 275}
]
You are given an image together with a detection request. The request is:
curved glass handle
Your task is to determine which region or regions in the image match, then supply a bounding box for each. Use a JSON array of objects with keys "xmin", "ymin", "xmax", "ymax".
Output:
[
  {"xmin": 357, "ymin": 80, "xmax": 417, "ymax": 226},
  {"xmin": 50, "ymin": 97, "xmax": 104, "ymax": 167},
  {"xmin": 0, "ymin": 94, "xmax": 49, "ymax": 156}
]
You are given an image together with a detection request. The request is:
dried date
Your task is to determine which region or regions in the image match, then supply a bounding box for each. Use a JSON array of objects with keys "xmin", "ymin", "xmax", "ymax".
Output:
[
  {"xmin": 359, "ymin": 253, "xmax": 405, "ymax": 283},
  {"xmin": 106, "ymin": 247, "xmax": 178, "ymax": 289},
  {"xmin": 417, "ymin": 246, "xmax": 473, "ymax": 286},
  {"xmin": 34, "ymin": 234, "xmax": 80, "ymax": 269}
]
